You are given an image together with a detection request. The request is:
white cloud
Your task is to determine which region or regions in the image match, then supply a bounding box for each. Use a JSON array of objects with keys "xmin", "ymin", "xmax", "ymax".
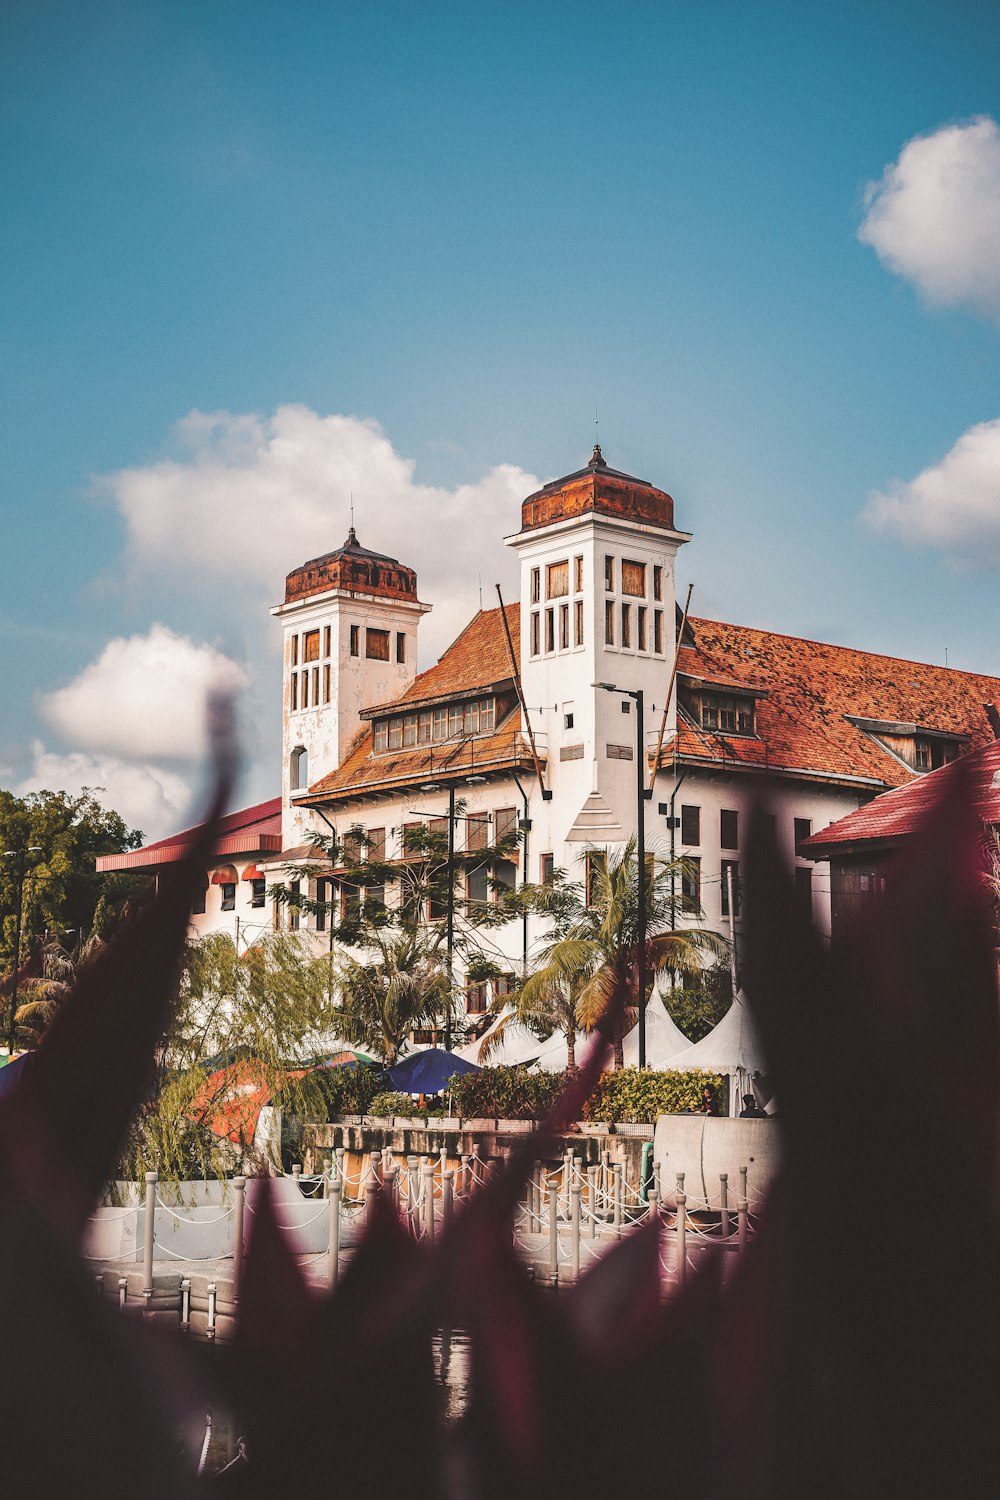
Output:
[
  {"xmin": 39, "ymin": 625, "xmax": 247, "ymax": 761},
  {"xmin": 100, "ymin": 407, "xmax": 540, "ymax": 661},
  {"xmin": 865, "ymin": 417, "xmax": 1000, "ymax": 565},
  {"xmin": 17, "ymin": 744, "xmax": 193, "ymax": 841},
  {"xmin": 859, "ymin": 117, "xmax": 1000, "ymax": 322}
]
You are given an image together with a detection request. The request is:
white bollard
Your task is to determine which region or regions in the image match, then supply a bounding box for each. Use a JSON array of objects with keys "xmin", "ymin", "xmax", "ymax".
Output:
[
  {"xmin": 675, "ymin": 1191, "xmax": 687, "ymax": 1288},
  {"xmin": 142, "ymin": 1171, "xmax": 157, "ymax": 1300},
  {"xmin": 740, "ymin": 1165, "xmax": 748, "ymax": 1203},
  {"xmin": 422, "ymin": 1160, "xmax": 436, "ymax": 1242},
  {"xmin": 719, "ymin": 1172, "xmax": 730, "ymax": 1240},
  {"xmin": 613, "ymin": 1163, "xmax": 623, "ymax": 1238},
  {"xmin": 407, "ymin": 1155, "xmax": 419, "ymax": 1227},
  {"xmin": 292, "ymin": 1162, "xmax": 301, "ymax": 1184},
  {"xmin": 570, "ymin": 1182, "xmax": 582, "ymax": 1282},
  {"xmin": 232, "ymin": 1175, "xmax": 246, "ymax": 1297},
  {"xmin": 738, "ymin": 1196, "xmax": 749, "ymax": 1252},
  {"xmin": 548, "ymin": 1178, "xmax": 559, "ymax": 1285},
  {"xmin": 329, "ymin": 1177, "xmax": 342, "ymax": 1287},
  {"xmin": 587, "ymin": 1165, "xmax": 599, "ymax": 1239},
  {"xmin": 460, "ymin": 1154, "xmax": 470, "ymax": 1199},
  {"xmin": 443, "ymin": 1169, "xmax": 454, "ymax": 1228}
]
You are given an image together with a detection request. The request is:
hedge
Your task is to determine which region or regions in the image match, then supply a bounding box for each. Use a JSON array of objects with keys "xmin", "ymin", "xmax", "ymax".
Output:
[
  {"xmin": 448, "ymin": 1065, "xmax": 726, "ymax": 1123},
  {"xmin": 448, "ymin": 1067, "xmax": 565, "ymax": 1121}
]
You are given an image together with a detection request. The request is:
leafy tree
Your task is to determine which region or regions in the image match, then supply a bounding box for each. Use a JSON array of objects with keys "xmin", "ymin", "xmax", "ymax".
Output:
[
  {"xmin": 0, "ymin": 788, "xmax": 146, "ymax": 975},
  {"xmin": 13, "ymin": 932, "xmax": 106, "ymax": 1047},
  {"xmin": 480, "ymin": 945, "xmax": 591, "ymax": 1070},
  {"xmin": 515, "ymin": 840, "xmax": 727, "ymax": 1068},
  {"xmin": 276, "ymin": 811, "xmax": 524, "ymax": 1056},
  {"xmin": 118, "ymin": 929, "xmax": 337, "ymax": 1184},
  {"xmin": 664, "ymin": 960, "xmax": 733, "ymax": 1042}
]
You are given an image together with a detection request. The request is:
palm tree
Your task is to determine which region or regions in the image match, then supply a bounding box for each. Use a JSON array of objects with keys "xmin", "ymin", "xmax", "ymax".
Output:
[
  {"xmin": 14, "ymin": 934, "xmax": 105, "ymax": 1046},
  {"xmin": 335, "ymin": 925, "xmax": 450, "ymax": 1065},
  {"xmin": 522, "ymin": 840, "xmax": 726, "ymax": 1068},
  {"xmin": 480, "ymin": 946, "xmax": 591, "ymax": 1070}
]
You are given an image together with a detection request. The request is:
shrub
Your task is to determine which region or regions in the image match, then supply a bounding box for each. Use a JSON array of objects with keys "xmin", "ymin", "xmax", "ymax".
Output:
[
  {"xmin": 368, "ymin": 1090, "xmax": 417, "ymax": 1116},
  {"xmin": 449, "ymin": 1066, "xmax": 566, "ymax": 1120},
  {"xmin": 581, "ymin": 1067, "xmax": 726, "ymax": 1123},
  {"xmin": 313, "ymin": 1063, "xmax": 381, "ymax": 1117}
]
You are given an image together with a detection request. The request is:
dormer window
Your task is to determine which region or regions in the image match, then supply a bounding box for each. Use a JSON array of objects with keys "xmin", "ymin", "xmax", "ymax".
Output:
[
  {"xmin": 915, "ymin": 736, "xmax": 961, "ymax": 771},
  {"xmin": 701, "ymin": 692, "xmax": 755, "ymax": 736},
  {"xmin": 373, "ymin": 695, "xmax": 499, "ymax": 754}
]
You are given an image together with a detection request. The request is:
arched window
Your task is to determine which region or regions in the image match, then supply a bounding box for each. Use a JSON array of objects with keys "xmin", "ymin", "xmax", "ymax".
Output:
[{"xmin": 290, "ymin": 745, "xmax": 308, "ymax": 791}]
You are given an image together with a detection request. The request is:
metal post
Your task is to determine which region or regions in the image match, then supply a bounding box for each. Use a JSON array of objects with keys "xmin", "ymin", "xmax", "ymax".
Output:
[
  {"xmin": 738, "ymin": 1196, "xmax": 749, "ymax": 1252},
  {"xmin": 636, "ymin": 687, "xmax": 647, "ymax": 1070},
  {"xmin": 548, "ymin": 1179, "xmax": 559, "ymax": 1285},
  {"xmin": 142, "ymin": 1171, "xmax": 157, "ymax": 1298},
  {"xmin": 443, "ymin": 1169, "xmax": 454, "ymax": 1228},
  {"xmin": 232, "ymin": 1176, "xmax": 246, "ymax": 1296},
  {"xmin": 444, "ymin": 781, "xmax": 456, "ymax": 1050},
  {"xmin": 329, "ymin": 1177, "xmax": 342, "ymax": 1287},
  {"xmin": 613, "ymin": 1163, "xmax": 623, "ymax": 1237},
  {"xmin": 675, "ymin": 1191, "xmax": 687, "ymax": 1287},
  {"xmin": 719, "ymin": 1172, "xmax": 730, "ymax": 1239},
  {"xmin": 570, "ymin": 1182, "xmax": 581, "ymax": 1282}
]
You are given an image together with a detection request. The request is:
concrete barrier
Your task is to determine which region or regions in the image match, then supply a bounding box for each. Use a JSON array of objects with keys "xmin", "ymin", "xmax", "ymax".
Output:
[{"xmin": 652, "ymin": 1115, "xmax": 780, "ymax": 1209}]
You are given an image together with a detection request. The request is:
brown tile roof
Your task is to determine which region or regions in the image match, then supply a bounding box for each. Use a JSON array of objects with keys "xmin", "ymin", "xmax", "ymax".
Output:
[
  {"xmin": 362, "ymin": 603, "xmax": 520, "ymax": 715},
  {"xmin": 95, "ymin": 797, "xmax": 283, "ymax": 873},
  {"xmin": 519, "ymin": 445, "xmax": 678, "ymax": 535},
  {"xmin": 802, "ymin": 740, "xmax": 1000, "ymax": 856},
  {"xmin": 666, "ymin": 616, "xmax": 1000, "ymax": 790}
]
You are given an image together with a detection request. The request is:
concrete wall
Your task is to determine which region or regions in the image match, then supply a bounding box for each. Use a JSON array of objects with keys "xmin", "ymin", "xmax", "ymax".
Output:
[{"xmin": 652, "ymin": 1114, "xmax": 781, "ymax": 1209}]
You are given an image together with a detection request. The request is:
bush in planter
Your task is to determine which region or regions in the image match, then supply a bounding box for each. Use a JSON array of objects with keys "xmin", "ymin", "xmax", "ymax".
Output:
[
  {"xmin": 581, "ymin": 1067, "xmax": 726, "ymax": 1123},
  {"xmin": 449, "ymin": 1066, "xmax": 566, "ymax": 1121},
  {"xmin": 314, "ymin": 1063, "xmax": 382, "ymax": 1118},
  {"xmin": 368, "ymin": 1091, "xmax": 417, "ymax": 1116}
]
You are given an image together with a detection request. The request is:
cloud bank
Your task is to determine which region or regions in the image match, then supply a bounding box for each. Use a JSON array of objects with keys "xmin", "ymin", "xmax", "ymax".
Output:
[
  {"xmin": 865, "ymin": 416, "xmax": 1000, "ymax": 566},
  {"xmin": 17, "ymin": 744, "xmax": 194, "ymax": 841},
  {"xmin": 101, "ymin": 406, "xmax": 540, "ymax": 661},
  {"xmin": 859, "ymin": 117, "xmax": 1000, "ymax": 323}
]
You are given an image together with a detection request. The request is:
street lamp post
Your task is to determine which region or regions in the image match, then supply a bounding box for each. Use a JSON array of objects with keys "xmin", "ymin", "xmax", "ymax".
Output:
[
  {"xmin": 595, "ymin": 685, "xmax": 652, "ymax": 1068},
  {"xmin": 3, "ymin": 845, "xmax": 42, "ymax": 1055}
]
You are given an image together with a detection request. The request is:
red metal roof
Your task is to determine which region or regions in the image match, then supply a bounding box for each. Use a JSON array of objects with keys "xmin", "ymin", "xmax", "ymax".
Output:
[
  {"xmin": 95, "ymin": 797, "xmax": 282, "ymax": 873},
  {"xmin": 803, "ymin": 741, "xmax": 1000, "ymax": 857}
]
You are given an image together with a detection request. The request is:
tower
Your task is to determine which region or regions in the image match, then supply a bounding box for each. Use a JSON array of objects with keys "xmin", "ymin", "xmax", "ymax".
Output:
[
  {"xmin": 506, "ymin": 445, "xmax": 690, "ymax": 837},
  {"xmin": 271, "ymin": 527, "xmax": 430, "ymax": 845}
]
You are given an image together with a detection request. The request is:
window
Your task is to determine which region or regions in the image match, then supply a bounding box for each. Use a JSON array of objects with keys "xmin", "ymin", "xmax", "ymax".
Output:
[
  {"xmin": 464, "ymin": 701, "xmax": 480, "ymax": 736},
  {"xmin": 681, "ymin": 857, "xmax": 701, "ymax": 903},
  {"xmin": 586, "ymin": 851, "xmax": 606, "ymax": 907},
  {"xmin": 621, "ymin": 559, "xmax": 646, "ymax": 597},
  {"xmin": 721, "ymin": 861, "xmax": 741, "ymax": 917},
  {"xmin": 418, "ymin": 711, "xmax": 432, "ymax": 745},
  {"xmin": 494, "ymin": 807, "xmax": 518, "ymax": 847},
  {"xmin": 545, "ymin": 609, "xmax": 555, "ymax": 653},
  {"xmin": 374, "ymin": 721, "xmax": 388, "ymax": 752},
  {"xmin": 530, "ymin": 612, "xmax": 540, "ymax": 656},
  {"xmin": 401, "ymin": 822, "xmax": 422, "ymax": 859},
  {"xmin": 530, "ymin": 567, "xmax": 540, "ymax": 604},
  {"xmin": 467, "ymin": 865, "xmax": 490, "ymax": 905},
  {"xmin": 366, "ymin": 628, "xmax": 390, "ymax": 661},
  {"xmin": 681, "ymin": 804, "xmax": 700, "ymax": 845},
  {"xmin": 574, "ymin": 599, "xmax": 584, "ymax": 647},
  {"xmin": 341, "ymin": 882, "xmax": 361, "ymax": 921},
  {"xmin": 303, "ymin": 629, "xmax": 320, "ymax": 662},
  {"xmin": 564, "ymin": 711, "xmax": 574, "ymax": 730},
  {"xmin": 546, "ymin": 560, "xmax": 569, "ymax": 598},
  {"xmin": 465, "ymin": 983, "xmax": 488, "ymax": 1014},
  {"xmin": 574, "ymin": 555, "xmax": 583, "ymax": 592},
  {"xmin": 323, "ymin": 664, "xmax": 331, "ymax": 703},
  {"xmin": 794, "ymin": 818, "xmax": 812, "ymax": 855},
  {"xmin": 288, "ymin": 879, "xmax": 301, "ymax": 931},
  {"xmin": 637, "ymin": 606, "xmax": 647, "ymax": 651},
  {"xmin": 653, "ymin": 565, "xmax": 662, "ymax": 601},
  {"xmin": 466, "ymin": 815, "xmax": 490, "ymax": 852},
  {"xmin": 388, "ymin": 718, "xmax": 403, "ymax": 750},
  {"xmin": 720, "ymin": 809, "xmax": 739, "ymax": 850},
  {"xmin": 350, "ymin": 625, "xmax": 359, "ymax": 656},
  {"xmin": 291, "ymin": 635, "xmax": 299, "ymax": 667},
  {"xmin": 448, "ymin": 703, "xmax": 463, "ymax": 737},
  {"xmin": 315, "ymin": 878, "xmax": 328, "ymax": 933},
  {"xmin": 433, "ymin": 706, "xmax": 448, "ymax": 741},
  {"xmin": 192, "ymin": 886, "xmax": 206, "ymax": 915},
  {"xmin": 312, "ymin": 666, "xmax": 319, "ymax": 705},
  {"xmin": 290, "ymin": 745, "xmax": 308, "ymax": 791},
  {"xmin": 494, "ymin": 859, "xmax": 517, "ymax": 894},
  {"xmin": 605, "ymin": 601, "xmax": 614, "ymax": 645},
  {"xmin": 251, "ymin": 878, "xmax": 266, "ymax": 909},
  {"xmin": 795, "ymin": 865, "xmax": 813, "ymax": 917},
  {"xmin": 915, "ymin": 736, "xmax": 961, "ymax": 771},
  {"xmin": 605, "ymin": 555, "xmax": 615, "ymax": 591},
  {"xmin": 368, "ymin": 827, "xmax": 386, "ymax": 861},
  {"xmin": 403, "ymin": 713, "xmax": 417, "ymax": 747},
  {"xmin": 494, "ymin": 974, "xmax": 516, "ymax": 1004},
  {"xmin": 290, "ymin": 674, "xmax": 298, "ymax": 712},
  {"xmin": 324, "ymin": 626, "xmax": 331, "ymax": 656},
  {"xmin": 301, "ymin": 671, "xmax": 309, "ymax": 709},
  {"xmin": 653, "ymin": 610, "xmax": 663, "ymax": 654},
  {"xmin": 701, "ymin": 693, "xmax": 754, "ymax": 735},
  {"xmin": 396, "ymin": 632, "xmax": 406, "ymax": 663},
  {"xmin": 559, "ymin": 603, "xmax": 569, "ymax": 650},
  {"xmin": 621, "ymin": 603, "xmax": 631, "ymax": 649},
  {"xmin": 366, "ymin": 884, "xmax": 386, "ymax": 914},
  {"xmin": 541, "ymin": 852, "xmax": 554, "ymax": 884}
]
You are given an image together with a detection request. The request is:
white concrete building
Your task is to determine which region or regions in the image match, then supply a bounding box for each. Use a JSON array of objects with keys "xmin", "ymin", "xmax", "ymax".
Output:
[{"xmin": 99, "ymin": 445, "xmax": 1000, "ymax": 1033}]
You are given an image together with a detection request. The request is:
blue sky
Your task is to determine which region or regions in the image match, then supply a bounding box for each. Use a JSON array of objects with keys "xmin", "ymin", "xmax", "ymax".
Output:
[{"xmin": 3, "ymin": 0, "xmax": 1000, "ymax": 836}]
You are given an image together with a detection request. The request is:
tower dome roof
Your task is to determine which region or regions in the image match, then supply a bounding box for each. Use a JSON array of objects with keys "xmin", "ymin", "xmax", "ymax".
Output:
[
  {"xmin": 283, "ymin": 527, "xmax": 419, "ymax": 605},
  {"xmin": 519, "ymin": 445, "xmax": 677, "ymax": 534}
]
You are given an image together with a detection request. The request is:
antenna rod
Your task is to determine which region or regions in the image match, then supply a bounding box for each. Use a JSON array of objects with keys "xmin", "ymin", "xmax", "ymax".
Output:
[
  {"xmin": 649, "ymin": 582, "xmax": 694, "ymax": 793},
  {"xmin": 495, "ymin": 583, "xmax": 550, "ymax": 799}
]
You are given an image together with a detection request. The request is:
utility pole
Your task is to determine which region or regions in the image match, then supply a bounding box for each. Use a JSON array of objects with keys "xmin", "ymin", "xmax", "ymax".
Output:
[
  {"xmin": 444, "ymin": 782, "xmax": 456, "ymax": 1051},
  {"xmin": 635, "ymin": 689, "xmax": 647, "ymax": 1071},
  {"xmin": 3, "ymin": 846, "xmax": 42, "ymax": 1055}
]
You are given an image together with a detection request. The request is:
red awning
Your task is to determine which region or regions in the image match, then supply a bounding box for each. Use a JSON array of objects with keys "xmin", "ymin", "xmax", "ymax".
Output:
[
  {"xmin": 211, "ymin": 865, "xmax": 238, "ymax": 885},
  {"xmin": 242, "ymin": 864, "xmax": 264, "ymax": 881}
]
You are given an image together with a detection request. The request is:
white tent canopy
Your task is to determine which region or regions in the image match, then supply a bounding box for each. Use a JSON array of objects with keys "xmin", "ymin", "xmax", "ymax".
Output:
[
  {"xmin": 664, "ymin": 991, "xmax": 770, "ymax": 1115},
  {"xmin": 622, "ymin": 995, "xmax": 691, "ymax": 1069}
]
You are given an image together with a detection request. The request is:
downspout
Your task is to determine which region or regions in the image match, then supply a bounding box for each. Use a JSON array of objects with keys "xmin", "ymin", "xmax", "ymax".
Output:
[
  {"xmin": 495, "ymin": 583, "xmax": 552, "ymax": 800},
  {"xmin": 509, "ymin": 767, "xmax": 532, "ymax": 970}
]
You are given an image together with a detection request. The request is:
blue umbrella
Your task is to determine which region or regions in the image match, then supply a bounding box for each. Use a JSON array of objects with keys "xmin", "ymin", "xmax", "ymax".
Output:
[
  {"xmin": 386, "ymin": 1048, "xmax": 480, "ymax": 1094},
  {"xmin": 0, "ymin": 1053, "xmax": 32, "ymax": 1099}
]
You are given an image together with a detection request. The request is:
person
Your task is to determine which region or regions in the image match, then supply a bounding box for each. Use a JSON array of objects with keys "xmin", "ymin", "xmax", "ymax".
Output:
[
  {"xmin": 699, "ymin": 1085, "xmax": 718, "ymax": 1116},
  {"xmin": 740, "ymin": 1092, "xmax": 766, "ymax": 1118}
]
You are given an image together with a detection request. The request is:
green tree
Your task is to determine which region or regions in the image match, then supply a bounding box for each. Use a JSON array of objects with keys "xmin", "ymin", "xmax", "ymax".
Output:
[
  {"xmin": 335, "ymin": 926, "xmax": 448, "ymax": 1065},
  {"xmin": 480, "ymin": 946, "xmax": 591, "ymax": 1070},
  {"xmin": 516, "ymin": 840, "xmax": 727, "ymax": 1068},
  {"xmin": 0, "ymin": 787, "xmax": 146, "ymax": 974},
  {"xmin": 118, "ymin": 929, "xmax": 337, "ymax": 1184},
  {"xmin": 664, "ymin": 960, "xmax": 733, "ymax": 1042},
  {"xmin": 13, "ymin": 932, "xmax": 107, "ymax": 1046}
]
